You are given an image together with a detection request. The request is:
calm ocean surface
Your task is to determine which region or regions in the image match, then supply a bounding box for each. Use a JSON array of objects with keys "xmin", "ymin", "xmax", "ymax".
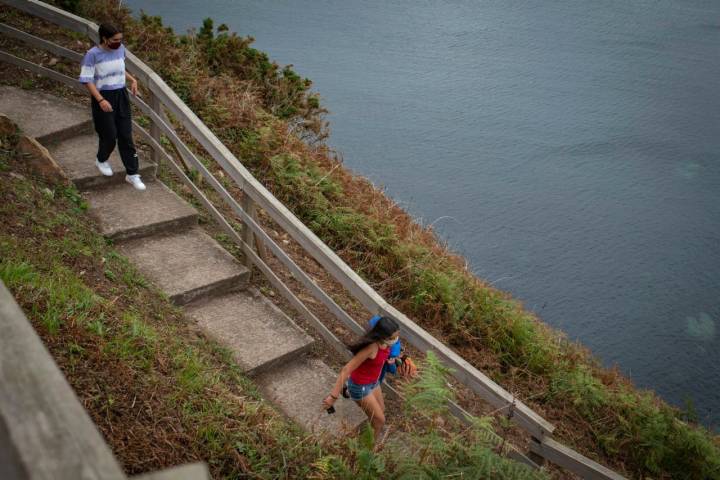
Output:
[{"xmin": 126, "ymin": 0, "xmax": 720, "ymax": 428}]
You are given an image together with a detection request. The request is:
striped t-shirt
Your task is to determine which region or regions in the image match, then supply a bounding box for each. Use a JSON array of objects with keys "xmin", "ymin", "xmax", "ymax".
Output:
[{"xmin": 78, "ymin": 44, "xmax": 126, "ymax": 91}]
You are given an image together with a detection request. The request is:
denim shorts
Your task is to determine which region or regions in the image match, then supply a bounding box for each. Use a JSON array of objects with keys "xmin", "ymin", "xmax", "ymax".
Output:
[{"xmin": 347, "ymin": 378, "xmax": 379, "ymax": 401}]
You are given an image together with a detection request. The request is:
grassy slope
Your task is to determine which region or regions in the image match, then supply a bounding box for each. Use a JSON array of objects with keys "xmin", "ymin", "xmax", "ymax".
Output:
[
  {"xmin": 101, "ymin": 10, "xmax": 719, "ymax": 480},
  {"xmin": 0, "ymin": 136, "xmax": 327, "ymax": 479},
  {"xmin": 2, "ymin": 1, "xmax": 720, "ymax": 478},
  {"xmin": 0, "ymin": 125, "xmax": 546, "ymax": 479}
]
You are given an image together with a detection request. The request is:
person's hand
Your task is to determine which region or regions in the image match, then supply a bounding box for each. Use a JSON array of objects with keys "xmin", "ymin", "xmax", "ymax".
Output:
[
  {"xmin": 322, "ymin": 394, "xmax": 337, "ymax": 410},
  {"xmin": 129, "ymin": 78, "xmax": 138, "ymax": 96},
  {"xmin": 99, "ymin": 99, "xmax": 113, "ymax": 112},
  {"xmin": 398, "ymin": 356, "xmax": 418, "ymax": 378}
]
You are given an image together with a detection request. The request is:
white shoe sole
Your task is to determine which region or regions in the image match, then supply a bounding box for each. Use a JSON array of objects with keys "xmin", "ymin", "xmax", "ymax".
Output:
[
  {"xmin": 96, "ymin": 161, "xmax": 113, "ymax": 176},
  {"xmin": 125, "ymin": 176, "xmax": 146, "ymax": 191}
]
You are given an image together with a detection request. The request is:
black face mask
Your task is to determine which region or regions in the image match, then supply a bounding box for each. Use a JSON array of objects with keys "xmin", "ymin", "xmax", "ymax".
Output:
[{"xmin": 107, "ymin": 40, "xmax": 122, "ymax": 50}]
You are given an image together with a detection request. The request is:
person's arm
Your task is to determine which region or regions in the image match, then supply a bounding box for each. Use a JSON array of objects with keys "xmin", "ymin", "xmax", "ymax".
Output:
[
  {"xmin": 84, "ymin": 83, "xmax": 113, "ymax": 112},
  {"xmin": 125, "ymin": 71, "xmax": 138, "ymax": 96},
  {"xmin": 79, "ymin": 50, "xmax": 111, "ymax": 112},
  {"xmin": 385, "ymin": 357, "xmax": 398, "ymax": 375},
  {"xmin": 322, "ymin": 344, "xmax": 377, "ymax": 408},
  {"xmin": 385, "ymin": 339, "xmax": 402, "ymax": 375}
]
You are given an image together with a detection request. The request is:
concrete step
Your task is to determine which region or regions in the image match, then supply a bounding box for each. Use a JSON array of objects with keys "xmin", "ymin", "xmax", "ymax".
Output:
[
  {"xmin": 0, "ymin": 86, "xmax": 92, "ymax": 144},
  {"xmin": 116, "ymin": 228, "xmax": 249, "ymax": 306},
  {"xmin": 86, "ymin": 181, "xmax": 197, "ymax": 242},
  {"xmin": 186, "ymin": 289, "xmax": 314, "ymax": 376},
  {"xmin": 48, "ymin": 134, "xmax": 156, "ymax": 190},
  {"xmin": 255, "ymin": 357, "xmax": 367, "ymax": 437}
]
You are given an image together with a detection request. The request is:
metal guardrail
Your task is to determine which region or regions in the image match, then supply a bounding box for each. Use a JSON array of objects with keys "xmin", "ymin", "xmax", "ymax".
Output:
[{"xmin": 0, "ymin": 2, "xmax": 627, "ymax": 478}]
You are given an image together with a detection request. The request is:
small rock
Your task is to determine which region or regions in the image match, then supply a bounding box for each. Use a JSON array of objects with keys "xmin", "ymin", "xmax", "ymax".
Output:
[
  {"xmin": 9, "ymin": 172, "xmax": 26, "ymax": 181},
  {"xmin": 47, "ymin": 57, "xmax": 59, "ymax": 67},
  {"xmin": 41, "ymin": 187, "xmax": 54, "ymax": 199}
]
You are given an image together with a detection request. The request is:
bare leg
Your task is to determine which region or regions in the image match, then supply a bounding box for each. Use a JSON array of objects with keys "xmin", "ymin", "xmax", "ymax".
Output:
[
  {"xmin": 356, "ymin": 391, "xmax": 385, "ymax": 440},
  {"xmin": 372, "ymin": 384, "xmax": 385, "ymax": 413}
]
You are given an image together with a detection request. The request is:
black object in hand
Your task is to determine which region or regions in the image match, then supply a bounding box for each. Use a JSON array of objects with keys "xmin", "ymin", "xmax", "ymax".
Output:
[{"xmin": 326, "ymin": 405, "xmax": 336, "ymax": 414}]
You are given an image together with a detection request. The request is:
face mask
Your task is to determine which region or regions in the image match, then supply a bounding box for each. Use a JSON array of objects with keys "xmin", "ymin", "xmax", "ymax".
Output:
[
  {"xmin": 107, "ymin": 40, "xmax": 122, "ymax": 50},
  {"xmin": 381, "ymin": 336, "xmax": 399, "ymax": 347}
]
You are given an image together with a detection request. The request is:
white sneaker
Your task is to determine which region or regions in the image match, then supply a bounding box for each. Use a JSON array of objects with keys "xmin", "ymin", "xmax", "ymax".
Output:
[
  {"xmin": 125, "ymin": 174, "xmax": 146, "ymax": 191},
  {"xmin": 96, "ymin": 159, "xmax": 113, "ymax": 176}
]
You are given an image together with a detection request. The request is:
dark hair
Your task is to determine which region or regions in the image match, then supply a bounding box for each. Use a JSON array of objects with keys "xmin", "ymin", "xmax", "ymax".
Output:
[
  {"xmin": 98, "ymin": 23, "xmax": 121, "ymax": 43},
  {"xmin": 348, "ymin": 316, "xmax": 399, "ymax": 354}
]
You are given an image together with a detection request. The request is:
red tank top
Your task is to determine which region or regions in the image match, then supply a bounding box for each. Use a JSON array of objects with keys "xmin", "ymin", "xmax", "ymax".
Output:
[{"xmin": 350, "ymin": 345, "xmax": 390, "ymax": 384}]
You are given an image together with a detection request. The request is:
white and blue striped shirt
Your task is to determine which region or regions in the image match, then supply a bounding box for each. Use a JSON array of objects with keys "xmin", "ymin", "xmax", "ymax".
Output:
[{"xmin": 78, "ymin": 44, "xmax": 126, "ymax": 91}]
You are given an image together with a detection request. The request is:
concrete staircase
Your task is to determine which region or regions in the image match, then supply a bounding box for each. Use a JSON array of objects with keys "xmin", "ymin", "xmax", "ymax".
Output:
[{"xmin": 0, "ymin": 86, "xmax": 365, "ymax": 437}]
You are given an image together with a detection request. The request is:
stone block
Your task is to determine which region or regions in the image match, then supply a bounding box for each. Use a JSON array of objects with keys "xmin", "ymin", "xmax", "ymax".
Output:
[
  {"xmin": 117, "ymin": 228, "xmax": 249, "ymax": 305},
  {"xmin": 86, "ymin": 181, "xmax": 197, "ymax": 242},
  {"xmin": 0, "ymin": 86, "xmax": 92, "ymax": 144},
  {"xmin": 255, "ymin": 357, "xmax": 367, "ymax": 437},
  {"xmin": 17, "ymin": 135, "xmax": 68, "ymax": 183},
  {"xmin": 48, "ymin": 133, "xmax": 156, "ymax": 190},
  {"xmin": 186, "ymin": 290, "xmax": 313, "ymax": 375}
]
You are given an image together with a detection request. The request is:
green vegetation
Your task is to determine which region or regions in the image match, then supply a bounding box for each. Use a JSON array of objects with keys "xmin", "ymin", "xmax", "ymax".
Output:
[
  {"xmin": 119, "ymin": 10, "xmax": 719, "ymax": 478},
  {"xmin": 3, "ymin": 1, "xmax": 720, "ymax": 477},
  {"xmin": 314, "ymin": 352, "xmax": 548, "ymax": 480},
  {"xmin": 55, "ymin": 0, "xmax": 326, "ymax": 140},
  {"xmin": 0, "ymin": 123, "xmax": 545, "ymax": 478},
  {"xmin": 0, "ymin": 149, "xmax": 319, "ymax": 478}
]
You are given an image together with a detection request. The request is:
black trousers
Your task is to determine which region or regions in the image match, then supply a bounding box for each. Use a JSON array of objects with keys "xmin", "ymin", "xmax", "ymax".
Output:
[{"xmin": 91, "ymin": 87, "xmax": 138, "ymax": 175}]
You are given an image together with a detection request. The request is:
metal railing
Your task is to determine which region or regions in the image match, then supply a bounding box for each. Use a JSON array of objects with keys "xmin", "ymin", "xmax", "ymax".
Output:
[{"xmin": 0, "ymin": 2, "xmax": 626, "ymax": 478}]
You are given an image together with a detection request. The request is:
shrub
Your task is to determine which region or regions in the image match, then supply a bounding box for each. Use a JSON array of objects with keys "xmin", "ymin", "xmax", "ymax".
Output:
[
  {"xmin": 313, "ymin": 352, "xmax": 549, "ymax": 480},
  {"xmin": 28, "ymin": 2, "xmax": 720, "ymax": 476}
]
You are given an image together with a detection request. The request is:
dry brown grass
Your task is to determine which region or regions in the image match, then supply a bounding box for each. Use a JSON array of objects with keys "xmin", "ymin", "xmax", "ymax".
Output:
[{"xmin": 3, "ymin": 3, "xmax": 720, "ymax": 478}]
